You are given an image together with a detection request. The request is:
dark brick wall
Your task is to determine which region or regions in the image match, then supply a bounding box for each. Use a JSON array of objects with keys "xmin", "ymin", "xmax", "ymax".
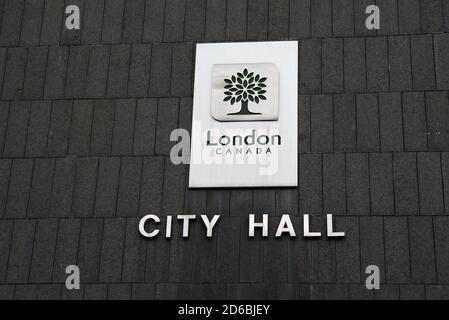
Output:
[{"xmin": 0, "ymin": 0, "xmax": 449, "ymax": 300}]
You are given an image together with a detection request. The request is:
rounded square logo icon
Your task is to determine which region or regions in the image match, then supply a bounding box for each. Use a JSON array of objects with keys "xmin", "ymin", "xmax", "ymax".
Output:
[{"xmin": 211, "ymin": 63, "xmax": 280, "ymax": 122}]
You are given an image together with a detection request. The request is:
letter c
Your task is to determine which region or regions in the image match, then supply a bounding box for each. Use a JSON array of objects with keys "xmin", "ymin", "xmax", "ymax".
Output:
[{"xmin": 139, "ymin": 215, "xmax": 160, "ymax": 238}]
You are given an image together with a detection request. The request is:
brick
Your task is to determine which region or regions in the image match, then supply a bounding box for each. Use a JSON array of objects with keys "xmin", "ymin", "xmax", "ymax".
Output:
[
  {"xmin": 85, "ymin": 46, "xmax": 110, "ymax": 98},
  {"xmin": 379, "ymin": 93, "xmax": 404, "ymax": 152},
  {"xmin": 4, "ymin": 101, "xmax": 30, "ymax": 157},
  {"xmin": 108, "ymin": 284, "xmax": 131, "ymax": 300},
  {"xmin": 25, "ymin": 101, "xmax": 51, "ymax": 157},
  {"xmin": 161, "ymin": 159, "xmax": 185, "ymax": 216},
  {"xmin": 146, "ymin": 224, "xmax": 170, "ymax": 282},
  {"xmin": 102, "ymin": 0, "xmax": 125, "ymax": 44},
  {"xmin": 107, "ymin": 45, "xmax": 131, "ymax": 98},
  {"xmin": 29, "ymin": 219, "xmax": 58, "ymax": 283},
  {"xmin": 298, "ymin": 95, "xmax": 310, "ymax": 153},
  {"xmin": 323, "ymin": 154, "xmax": 346, "ymax": 215},
  {"xmin": 81, "ymin": 0, "xmax": 104, "ymax": 44},
  {"xmin": 50, "ymin": 158, "xmax": 76, "ymax": 218},
  {"xmin": 433, "ymin": 217, "xmax": 449, "ymax": 283},
  {"xmin": 112, "ymin": 100, "xmax": 136, "ymax": 155},
  {"xmin": 40, "ymin": 0, "xmax": 64, "ymax": 45},
  {"xmin": 0, "ymin": 0, "xmax": 24, "ymax": 45},
  {"xmin": 370, "ymin": 153, "xmax": 394, "ymax": 216},
  {"xmin": 290, "ymin": 0, "xmax": 310, "ymax": 39},
  {"xmin": 344, "ymin": 38, "xmax": 366, "ymax": 92},
  {"xmin": 240, "ymin": 216, "xmax": 263, "ymax": 282},
  {"xmin": 5, "ymin": 160, "xmax": 33, "ymax": 219},
  {"xmin": 229, "ymin": 189, "xmax": 252, "ymax": 216},
  {"xmin": 139, "ymin": 156, "xmax": 164, "ymax": 214},
  {"xmin": 420, "ymin": 0, "xmax": 444, "ymax": 33},
  {"xmin": 264, "ymin": 218, "xmax": 288, "ymax": 282},
  {"xmin": 417, "ymin": 153, "xmax": 444, "ymax": 215},
  {"xmin": 377, "ymin": 0, "xmax": 399, "ymax": 35},
  {"xmin": 268, "ymin": 0, "xmax": 289, "ymax": 40},
  {"xmin": 149, "ymin": 43, "xmax": 172, "ymax": 96},
  {"xmin": 400, "ymin": 285, "xmax": 425, "ymax": 300},
  {"xmin": 44, "ymin": 47, "xmax": 69, "ymax": 99},
  {"xmin": 171, "ymin": 43, "xmax": 193, "ymax": 96},
  {"xmin": 47, "ymin": 100, "xmax": 72, "ymax": 157},
  {"xmin": 299, "ymin": 154, "xmax": 322, "ymax": 214},
  {"xmin": 426, "ymin": 91, "xmax": 449, "ymax": 151},
  {"xmin": 322, "ymin": 38, "xmax": 343, "ymax": 93},
  {"xmin": 247, "ymin": 0, "xmax": 268, "ymax": 40},
  {"xmin": 366, "ymin": 37, "xmax": 389, "ymax": 92},
  {"xmin": 90, "ymin": 100, "xmax": 115, "ymax": 156},
  {"xmin": 426, "ymin": 286, "xmax": 449, "ymax": 300},
  {"xmin": 403, "ymin": 93, "xmax": 427, "ymax": 151},
  {"xmin": 354, "ymin": 0, "xmax": 376, "ymax": 36},
  {"xmin": 128, "ymin": 44, "xmax": 152, "ymax": 97},
  {"xmin": 155, "ymin": 98, "xmax": 179, "ymax": 155},
  {"xmin": 116, "ymin": 157, "xmax": 142, "ymax": 217},
  {"xmin": 334, "ymin": 94, "xmax": 356, "ymax": 152},
  {"xmin": 155, "ymin": 284, "xmax": 178, "ymax": 300},
  {"xmin": 311, "ymin": 95, "xmax": 333, "ymax": 153},
  {"xmin": 226, "ymin": 0, "xmax": 247, "ymax": 41},
  {"xmin": 65, "ymin": 46, "xmax": 90, "ymax": 99},
  {"xmin": 122, "ymin": 218, "xmax": 147, "ymax": 282},
  {"xmin": 393, "ymin": 153, "xmax": 419, "ymax": 215},
  {"xmin": 69, "ymin": 100, "xmax": 94, "ymax": 156},
  {"xmin": 384, "ymin": 217, "xmax": 411, "ymax": 284},
  {"xmin": 134, "ymin": 99, "xmax": 157, "ymax": 155},
  {"xmin": 356, "ymin": 94, "xmax": 379, "ymax": 152},
  {"xmin": 72, "ymin": 158, "xmax": 99, "ymax": 218},
  {"xmin": 0, "ymin": 160, "xmax": 11, "ymax": 218},
  {"xmin": 2, "ymin": 47, "xmax": 26, "ymax": 100},
  {"xmin": 20, "ymin": 0, "xmax": 45, "ymax": 46},
  {"xmin": 168, "ymin": 217, "xmax": 195, "ymax": 283},
  {"xmin": 163, "ymin": 0, "xmax": 185, "ymax": 42},
  {"xmin": 311, "ymin": 0, "xmax": 332, "ymax": 38},
  {"xmin": 123, "ymin": 0, "xmax": 145, "ymax": 43},
  {"xmin": 333, "ymin": 0, "xmax": 354, "ymax": 37},
  {"xmin": 389, "ymin": 36, "xmax": 412, "ymax": 91},
  {"xmin": 0, "ymin": 220, "xmax": 13, "ymax": 282},
  {"xmin": 398, "ymin": 0, "xmax": 421, "ymax": 34},
  {"xmin": 435, "ymin": 34, "xmax": 449, "ymax": 90},
  {"xmin": 60, "ymin": 0, "xmax": 83, "ymax": 44},
  {"xmin": 7, "ymin": 220, "xmax": 35, "ymax": 283},
  {"xmin": 99, "ymin": 219, "xmax": 126, "ymax": 282},
  {"xmin": 132, "ymin": 284, "xmax": 155, "ymax": 300},
  {"xmin": 411, "ymin": 35, "xmax": 436, "ymax": 91},
  {"xmin": 28, "ymin": 159, "xmax": 54, "ymax": 218},
  {"xmin": 52, "ymin": 219, "xmax": 80, "ymax": 282},
  {"xmin": 360, "ymin": 217, "xmax": 385, "ymax": 282},
  {"xmin": 205, "ymin": 0, "xmax": 226, "ymax": 41},
  {"xmin": 94, "ymin": 158, "xmax": 120, "ymax": 217},
  {"xmin": 143, "ymin": 0, "xmax": 165, "ymax": 42},
  {"xmin": 346, "ymin": 154, "xmax": 370, "ymax": 215},
  {"xmin": 84, "ymin": 284, "xmax": 107, "ymax": 300},
  {"xmin": 77, "ymin": 219, "xmax": 103, "ymax": 283},
  {"xmin": 311, "ymin": 218, "xmax": 335, "ymax": 283},
  {"xmin": 335, "ymin": 217, "xmax": 360, "ymax": 283},
  {"xmin": 409, "ymin": 217, "xmax": 437, "ymax": 284},
  {"xmin": 300, "ymin": 39, "xmax": 321, "ymax": 94}
]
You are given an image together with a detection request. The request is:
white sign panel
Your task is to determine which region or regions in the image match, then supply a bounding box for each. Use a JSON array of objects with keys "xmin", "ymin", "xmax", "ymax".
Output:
[{"xmin": 189, "ymin": 41, "xmax": 298, "ymax": 188}]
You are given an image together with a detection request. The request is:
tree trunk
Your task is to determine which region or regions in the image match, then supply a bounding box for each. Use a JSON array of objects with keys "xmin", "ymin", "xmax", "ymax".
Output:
[{"xmin": 228, "ymin": 100, "xmax": 261, "ymax": 115}]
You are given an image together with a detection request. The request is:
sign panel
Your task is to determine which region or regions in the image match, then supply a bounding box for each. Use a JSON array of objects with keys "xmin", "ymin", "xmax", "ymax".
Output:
[{"xmin": 189, "ymin": 41, "xmax": 298, "ymax": 188}]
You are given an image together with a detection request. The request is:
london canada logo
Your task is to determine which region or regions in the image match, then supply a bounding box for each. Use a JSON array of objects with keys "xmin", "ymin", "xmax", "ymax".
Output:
[{"xmin": 223, "ymin": 68, "xmax": 267, "ymax": 116}]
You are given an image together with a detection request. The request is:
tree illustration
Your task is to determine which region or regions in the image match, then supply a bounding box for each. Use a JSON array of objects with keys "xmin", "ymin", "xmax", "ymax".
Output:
[{"xmin": 223, "ymin": 68, "xmax": 267, "ymax": 115}]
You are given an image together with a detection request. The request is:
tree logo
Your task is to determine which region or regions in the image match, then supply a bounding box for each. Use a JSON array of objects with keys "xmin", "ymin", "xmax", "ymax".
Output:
[{"xmin": 223, "ymin": 68, "xmax": 267, "ymax": 116}]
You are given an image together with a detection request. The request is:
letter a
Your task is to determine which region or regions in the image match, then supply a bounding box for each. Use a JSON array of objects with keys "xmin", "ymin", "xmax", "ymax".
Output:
[
  {"xmin": 65, "ymin": 265, "xmax": 80, "ymax": 290},
  {"xmin": 365, "ymin": 5, "xmax": 380, "ymax": 30},
  {"xmin": 65, "ymin": 5, "xmax": 80, "ymax": 30},
  {"xmin": 365, "ymin": 265, "xmax": 380, "ymax": 290}
]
